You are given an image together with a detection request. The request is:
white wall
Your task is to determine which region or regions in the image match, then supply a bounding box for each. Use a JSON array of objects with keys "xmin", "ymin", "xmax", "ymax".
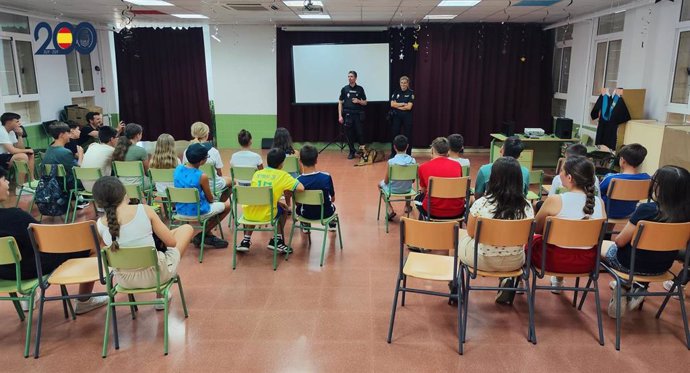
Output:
[
  {"xmin": 563, "ymin": 0, "xmax": 684, "ymax": 132},
  {"xmin": 210, "ymin": 25, "xmax": 276, "ymax": 115}
]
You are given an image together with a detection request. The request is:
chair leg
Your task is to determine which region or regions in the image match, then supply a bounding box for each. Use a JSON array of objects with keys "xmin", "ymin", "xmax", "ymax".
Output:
[
  {"xmin": 64, "ymin": 286, "xmax": 76, "ymax": 320},
  {"xmin": 401, "ymin": 275, "xmax": 407, "ymax": 307},
  {"xmin": 33, "ymin": 290, "xmax": 46, "ymax": 358},
  {"xmin": 28, "ymin": 195, "xmax": 35, "ymax": 213},
  {"xmin": 319, "ymin": 229, "xmax": 328, "ymax": 267},
  {"xmin": 232, "ymin": 224, "xmax": 239, "ymax": 270},
  {"xmin": 128, "ymin": 294, "xmax": 137, "ymax": 319},
  {"xmin": 337, "ymin": 218, "xmax": 343, "ymax": 250},
  {"xmin": 384, "ymin": 197, "xmax": 389, "ymax": 234},
  {"xmin": 614, "ymin": 280, "xmax": 622, "ymax": 351},
  {"xmin": 526, "ymin": 274, "xmax": 536, "ymax": 344},
  {"xmin": 15, "ymin": 188, "xmax": 23, "ymax": 208},
  {"xmin": 656, "ymin": 280, "xmax": 678, "ymax": 319},
  {"xmin": 199, "ymin": 221, "xmax": 207, "ymax": 263},
  {"xmin": 111, "ymin": 300, "xmax": 120, "ymax": 350},
  {"xmin": 461, "ymin": 272, "xmax": 470, "ymax": 343},
  {"xmin": 177, "ymin": 276, "xmax": 189, "ymax": 318},
  {"xmin": 287, "ymin": 219, "xmax": 297, "ymax": 260},
  {"xmin": 456, "ymin": 277, "xmax": 463, "ymax": 355},
  {"xmin": 163, "ymin": 289, "xmax": 170, "ymax": 355},
  {"xmin": 71, "ymin": 193, "xmax": 79, "ymax": 223},
  {"xmin": 9, "ymin": 293, "xmax": 25, "ymax": 321},
  {"xmin": 24, "ymin": 290, "xmax": 36, "ymax": 358},
  {"xmin": 572, "ymin": 277, "xmax": 581, "ymax": 308},
  {"xmin": 593, "ymin": 280, "xmax": 605, "ymax": 346},
  {"xmin": 678, "ymin": 290, "xmax": 690, "ymax": 349},
  {"xmin": 386, "ymin": 274, "xmax": 402, "ymax": 343},
  {"xmin": 578, "ymin": 278, "xmax": 593, "ymax": 311},
  {"xmin": 102, "ymin": 302, "xmax": 111, "ymax": 358},
  {"xmin": 377, "ymin": 192, "xmax": 382, "ymax": 221}
]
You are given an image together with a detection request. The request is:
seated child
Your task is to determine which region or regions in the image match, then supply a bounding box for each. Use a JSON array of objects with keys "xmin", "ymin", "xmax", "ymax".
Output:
[
  {"xmin": 65, "ymin": 121, "xmax": 84, "ymax": 166},
  {"xmin": 378, "ymin": 135, "xmax": 416, "ymax": 220},
  {"xmin": 448, "ymin": 133, "xmax": 470, "ymax": 168},
  {"xmin": 236, "ymin": 148, "xmax": 304, "ymax": 254},
  {"xmin": 550, "ymin": 143, "xmax": 600, "ymax": 196},
  {"xmin": 296, "ymin": 144, "xmax": 336, "ymax": 230},
  {"xmin": 229, "ymin": 129, "xmax": 264, "ymax": 186},
  {"xmin": 149, "ymin": 133, "xmax": 180, "ymax": 194},
  {"xmin": 600, "ymin": 143, "xmax": 650, "ymax": 219}
]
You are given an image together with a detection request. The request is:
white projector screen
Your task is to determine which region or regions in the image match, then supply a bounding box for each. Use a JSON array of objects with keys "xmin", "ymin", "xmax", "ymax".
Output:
[{"xmin": 292, "ymin": 43, "xmax": 390, "ymax": 104}]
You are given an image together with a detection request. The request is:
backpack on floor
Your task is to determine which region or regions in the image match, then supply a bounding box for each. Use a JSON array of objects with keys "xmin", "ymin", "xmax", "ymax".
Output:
[{"xmin": 34, "ymin": 165, "xmax": 70, "ymax": 216}]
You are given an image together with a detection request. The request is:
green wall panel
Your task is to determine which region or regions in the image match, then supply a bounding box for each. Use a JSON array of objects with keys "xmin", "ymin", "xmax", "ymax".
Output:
[{"xmin": 214, "ymin": 114, "xmax": 277, "ymax": 149}]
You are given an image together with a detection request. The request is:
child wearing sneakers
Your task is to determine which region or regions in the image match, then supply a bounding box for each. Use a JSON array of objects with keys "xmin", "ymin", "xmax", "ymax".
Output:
[
  {"xmin": 229, "ymin": 129, "xmax": 263, "ymax": 186},
  {"xmin": 378, "ymin": 135, "xmax": 416, "ymax": 220},
  {"xmin": 174, "ymin": 143, "xmax": 231, "ymax": 248},
  {"xmin": 448, "ymin": 133, "xmax": 470, "ymax": 168},
  {"xmin": 296, "ymin": 144, "xmax": 337, "ymax": 231},
  {"xmin": 599, "ymin": 143, "xmax": 650, "ymax": 219},
  {"xmin": 236, "ymin": 148, "xmax": 304, "ymax": 254}
]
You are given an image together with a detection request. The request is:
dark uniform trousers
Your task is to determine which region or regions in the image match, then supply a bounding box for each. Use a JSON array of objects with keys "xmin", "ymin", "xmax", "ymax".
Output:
[
  {"xmin": 390, "ymin": 111, "xmax": 412, "ymax": 155},
  {"xmin": 343, "ymin": 110, "xmax": 365, "ymax": 154}
]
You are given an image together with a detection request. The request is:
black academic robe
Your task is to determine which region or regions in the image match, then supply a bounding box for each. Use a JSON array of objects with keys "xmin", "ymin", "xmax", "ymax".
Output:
[{"xmin": 590, "ymin": 94, "xmax": 631, "ymax": 150}]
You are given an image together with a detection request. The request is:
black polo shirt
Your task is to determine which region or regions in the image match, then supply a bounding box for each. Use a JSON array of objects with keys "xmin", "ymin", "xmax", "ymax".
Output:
[
  {"xmin": 339, "ymin": 84, "xmax": 366, "ymax": 112},
  {"xmin": 391, "ymin": 88, "xmax": 414, "ymax": 113},
  {"xmin": 77, "ymin": 124, "xmax": 98, "ymax": 146}
]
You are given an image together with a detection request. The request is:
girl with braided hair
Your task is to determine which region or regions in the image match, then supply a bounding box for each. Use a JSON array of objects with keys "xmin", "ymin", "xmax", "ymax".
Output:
[
  {"xmin": 530, "ymin": 156, "xmax": 606, "ymax": 291},
  {"xmin": 93, "ymin": 176, "xmax": 193, "ymax": 307}
]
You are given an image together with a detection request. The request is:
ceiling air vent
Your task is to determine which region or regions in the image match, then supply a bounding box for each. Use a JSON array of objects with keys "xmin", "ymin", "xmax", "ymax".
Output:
[{"xmin": 222, "ymin": 3, "xmax": 269, "ymax": 11}]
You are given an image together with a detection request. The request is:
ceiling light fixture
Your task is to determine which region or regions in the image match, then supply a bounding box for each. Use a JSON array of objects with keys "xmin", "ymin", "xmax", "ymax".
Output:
[
  {"xmin": 284, "ymin": 1, "xmax": 324, "ymax": 6},
  {"xmin": 438, "ymin": 1, "xmax": 481, "ymax": 6},
  {"xmin": 299, "ymin": 14, "xmax": 331, "ymax": 19},
  {"xmin": 423, "ymin": 15, "xmax": 458, "ymax": 20},
  {"xmin": 123, "ymin": 0, "xmax": 174, "ymax": 6},
  {"xmin": 171, "ymin": 14, "xmax": 209, "ymax": 19}
]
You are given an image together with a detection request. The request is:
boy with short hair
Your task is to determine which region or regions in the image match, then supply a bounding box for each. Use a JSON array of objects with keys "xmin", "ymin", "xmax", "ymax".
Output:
[
  {"xmin": 229, "ymin": 129, "xmax": 264, "ymax": 185},
  {"xmin": 236, "ymin": 148, "xmax": 305, "ymax": 254},
  {"xmin": 81, "ymin": 126, "xmax": 119, "ymax": 191},
  {"xmin": 42, "ymin": 123, "xmax": 78, "ymax": 189},
  {"xmin": 174, "ymin": 143, "xmax": 231, "ymax": 248},
  {"xmin": 297, "ymin": 144, "xmax": 337, "ymax": 231},
  {"xmin": 474, "ymin": 136, "xmax": 529, "ymax": 199},
  {"xmin": 448, "ymin": 133, "xmax": 470, "ymax": 168},
  {"xmin": 417, "ymin": 137, "xmax": 464, "ymax": 219},
  {"xmin": 65, "ymin": 121, "xmax": 84, "ymax": 165},
  {"xmin": 378, "ymin": 135, "xmax": 416, "ymax": 219},
  {"xmin": 600, "ymin": 143, "xmax": 650, "ymax": 218},
  {"xmin": 0, "ymin": 112, "xmax": 34, "ymax": 179},
  {"xmin": 549, "ymin": 143, "xmax": 601, "ymax": 196}
]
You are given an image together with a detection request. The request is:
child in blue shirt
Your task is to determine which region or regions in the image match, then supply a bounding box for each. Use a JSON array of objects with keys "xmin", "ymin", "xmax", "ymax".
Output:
[
  {"xmin": 600, "ymin": 143, "xmax": 650, "ymax": 218},
  {"xmin": 296, "ymin": 144, "xmax": 336, "ymax": 230},
  {"xmin": 378, "ymin": 135, "xmax": 416, "ymax": 220}
]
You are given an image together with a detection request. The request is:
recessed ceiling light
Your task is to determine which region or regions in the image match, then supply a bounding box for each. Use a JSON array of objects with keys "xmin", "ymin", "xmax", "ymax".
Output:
[
  {"xmin": 423, "ymin": 15, "xmax": 457, "ymax": 20},
  {"xmin": 284, "ymin": 1, "xmax": 324, "ymax": 6},
  {"xmin": 438, "ymin": 0, "xmax": 481, "ymax": 6},
  {"xmin": 171, "ymin": 14, "xmax": 209, "ymax": 19},
  {"xmin": 123, "ymin": 0, "xmax": 174, "ymax": 6},
  {"xmin": 299, "ymin": 14, "xmax": 331, "ymax": 19}
]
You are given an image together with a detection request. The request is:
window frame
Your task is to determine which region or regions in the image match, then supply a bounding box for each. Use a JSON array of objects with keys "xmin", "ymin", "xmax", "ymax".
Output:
[
  {"xmin": 667, "ymin": 25, "xmax": 690, "ymax": 116},
  {"xmin": 0, "ymin": 31, "xmax": 39, "ymax": 103},
  {"xmin": 553, "ymin": 26, "xmax": 573, "ymax": 102},
  {"xmin": 66, "ymin": 50, "xmax": 96, "ymax": 97}
]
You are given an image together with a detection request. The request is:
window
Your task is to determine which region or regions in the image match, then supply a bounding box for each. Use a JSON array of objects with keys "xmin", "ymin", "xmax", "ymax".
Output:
[
  {"xmin": 552, "ymin": 98, "xmax": 566, "ymax": 118},
  {"xmin": 671, "ymin": 31, "xmax": 690, "ymax": 105},
  {"xmin": 555, "ymin": 25, "xmax": 573, "ymax": 43},
  {"xmin": 597, "ymin": 12, "xmax": 625, "ymax": 35},
  {"xmin": 682, "ymin": 0, "xmax": 690, "ymax": 22},
  {"xmin": 553, "ymin": 47, "xmax": 571, "ymax": 94},
  {"xmin": 592, "ymin": 40, "xmax": 622, "ymax": 96},
  {"xmin": 66, "ymin": 52, "xmax": 94, "ymax": 93},
  {"xmin": 0, "ymin": 12, "xmax": 29, "ymax": 34},
  {"xmin": 0, "ymin": 37, "xmax": 38, "ymax": 97}
]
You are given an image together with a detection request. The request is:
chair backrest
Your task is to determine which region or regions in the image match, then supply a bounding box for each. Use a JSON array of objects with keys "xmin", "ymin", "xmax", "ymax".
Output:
[
  {"xmin": 282, "ymin": 155, "xmax": 300, "ymax": 175},
  {"xmin": 231, "ymin": 166, "xmax": 257, "ymax": 184},
  {"xmin": 199, "ymin": 163, "xmax": 216, "ymax": 180},
  {"xmin": 632, "ymin": 221, "xmax": 690, "ymax": 252},
  {"xmin": 43, "ymin": 163, "xmax": 66, "ymax": 177},
  {"xmin": 0, "ymin": 236, "xmax": 21, "ymax": 265},
  {"xmin": 13, "ymin": 159, "xmax": 32, "ymax": 180},
  {"xmin": 401, "ymin": 217, "xmax": 458, "ymax": 252},
  {"xmin": 148, "ymin": 168, "xmax": 174, "ymax": 183},
  {"xmin": 529, "ymin": 170, "xmax": 544, "ymax": 188},
  {"xmin": 113, "ymin": 161, "xmax": 145, "ymax": 178},
  {"xmin": 555, "ymin": 157, "xmax": 565, "ymax": 175},
  {"xmin": 73, "ymin": 167, "xmax": 102, "ymax": 182},
  {"xmin": 517, "ymin": 149, "xmax": 534, "ymax": 171},
  {"xmin": 28, "ymin": 221, "xmax": 100, "ymax": 255},
  {"xmin": 103, "ymin": 246, "xmax": 159, "ymax": 270},
  {"xmin": 167, "ymin": 187, "xmax": 200, "ymax": 204},
  {"xmin": 124, "ymin": 184, "xmax": 144, "ymax": 201},
  {"xmin": 607, "ymin": 178, "xmax": 651, "ymax": 202},
  {"xmin": 294, "ymin": 190, "xmax": 324, "ymax": 206},
  {"xmin": 474, "ymin": 217, "xmax": 536, "ymax": 247},
  {"xmin": 581, "ymin": 134, "xmax": 592, "ymax": 147},
  {"xmin": 543, "ymin": 217, "xmax": 606, "ymax": 248},
  {"xmin": 233, "ymin": 185, "xmax": 272, "ymax": 206},
  {"xmin": 389, "ymin": 164, "xmax": 418, "ymax": 182},
  {"xmin": 462, "ymin": 165, "xmax": 469, "ymax": 178},
  {"xmin": 428, "ymin": 176, "xmax": 470, "ymax": 199}
]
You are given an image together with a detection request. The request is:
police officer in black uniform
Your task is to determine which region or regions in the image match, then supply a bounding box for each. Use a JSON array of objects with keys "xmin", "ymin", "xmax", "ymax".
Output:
[
  {"xmin": 389, "ymin": 76, "xmax": 414, "ymax": 156},
  {"xmin": 338, "ymin": 70, "xmax": 367, "ymax": 159}
]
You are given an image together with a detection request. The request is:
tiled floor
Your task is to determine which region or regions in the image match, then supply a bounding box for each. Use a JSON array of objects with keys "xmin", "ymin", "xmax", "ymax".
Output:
[{"xmin": 1, "ymin": 149, "xmax": 689, "ymax": 372}]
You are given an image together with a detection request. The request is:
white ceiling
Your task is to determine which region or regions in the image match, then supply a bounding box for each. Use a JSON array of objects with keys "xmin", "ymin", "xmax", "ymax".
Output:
[{"xmin": 0, "ymin": 0, "xmax": 641, "ymax": 27}]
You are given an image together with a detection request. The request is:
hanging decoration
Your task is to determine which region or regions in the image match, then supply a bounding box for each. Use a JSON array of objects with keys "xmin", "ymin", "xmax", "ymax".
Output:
[
  {"xmin": 398, "ymin": 11, "xmax": 405, "ymax": 60},
  {"xmin": 477, "ymin": 23, "xmax": 485, "ymax": 60},
  {"xmin": 412, "ymin": 24, "xmax": 420, "ymax": 51},
  {"xmin": 640, "ymin": 6, "xmax": 653, "ymax": 48},
  {"xmin": 502, "ymin": 0, "xmax": 513, "ymax": 24},
  {"xmin": 424, "ymin": 24, "xmax": 431, "ymax": 63},
  {"xmin": 519, "ymin": 26, "xmax": 526, "ymax": 63},
  {"xmin": 501, "ymin": 24, "xmax": 510, "ymax": 55}
]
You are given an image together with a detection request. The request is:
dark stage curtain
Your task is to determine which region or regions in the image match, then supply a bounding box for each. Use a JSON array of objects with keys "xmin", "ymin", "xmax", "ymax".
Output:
[
  {"xmin": 114, "ymin": 27, "xmax": 212, "ymax": 141},
  {"xmin": 276, "ymin": 28, "xmax": 416, "ymax": 144},
  {"xmin": 277, "ymin": 24, "xmax": 552, "ymax": 148}
]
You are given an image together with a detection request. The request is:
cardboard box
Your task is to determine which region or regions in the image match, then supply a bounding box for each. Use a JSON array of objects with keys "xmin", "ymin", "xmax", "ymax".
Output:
[{"xmin": 65, "ymin": 105, "xmax": 103, "ymax": 126}]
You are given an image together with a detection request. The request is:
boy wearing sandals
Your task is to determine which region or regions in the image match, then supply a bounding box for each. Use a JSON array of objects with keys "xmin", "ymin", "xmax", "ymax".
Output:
[{"xmin": 378, "ymin": 135, "xmax": 416, "ymax": 220}]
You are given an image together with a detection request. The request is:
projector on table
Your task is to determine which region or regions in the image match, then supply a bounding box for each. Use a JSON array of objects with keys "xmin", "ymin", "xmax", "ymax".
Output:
[{"xmin": 524, "ymin": 128, "xmax": 545, "ymax": 138}]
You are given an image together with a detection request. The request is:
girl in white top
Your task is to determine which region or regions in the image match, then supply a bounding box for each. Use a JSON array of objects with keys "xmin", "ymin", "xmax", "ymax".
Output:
[
  {"xmin": 459, "ymin": 157, "xmax": 535, "ymax": 272},
  {"xmin": 183, "ymin": 122, "xmax": 231, "ymax": 199},
  {"xmin": 93, "ymin": 176, "xmax": 193, "ymax": 290},
  {"xmin": 149, "ymin": 133, "xmax": 180, "ymax": 194},
  {"xmin": 533, "ymin": 155, "xmax": 606, "ymax": 291}
]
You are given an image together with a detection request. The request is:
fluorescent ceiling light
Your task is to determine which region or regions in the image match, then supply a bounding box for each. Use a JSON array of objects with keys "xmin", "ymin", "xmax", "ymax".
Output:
[
  {"xmin": 438, "ymin": 0, "xmax": 481, "ymax": 6},
  {"xmin": 171, "ymin": 14, "xmax": 209, "ymax": 19},
  {"xmin": 123, "ymin": 0, "xmax": 174, "ymax": 6},
  {"xmin": 424, "ymin": 15, "xmax": 457, "ymax": 20},
  {"xmin": 284, "ymin": 1, "xmax": 324, "ymax": 6},
  {"xmin": 299, "ymin": 14, "xmax": 331, "ymax": 19}
]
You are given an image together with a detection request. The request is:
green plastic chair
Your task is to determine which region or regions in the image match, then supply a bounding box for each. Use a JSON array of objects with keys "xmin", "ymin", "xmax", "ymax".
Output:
[
  {"xmin": 40, "ymin": 163, "xmax": 74, "ymax": 223},
  {"xmin": 287, "ymin": 190, "xmax": 343, "ymax": 266},
  {"xmin": 13, "ymin": 159, "xmax": 39, "ymax": 212},
  {"xmin": 282, "ymin": 155, "xmax": 301, "ymax": 176},
  {"xmin": 377, "ymin": 164, "xmax": 418, "ymax": 233},
  {"xmin": 526, "ymin": 170, "xmax": 544, "ymax": 201},
  {"xmin": 231, "ymin": 185, "xmax": 282, "ymax": 270},
  {"xmin": 148, "ymin": 168, "xmax": 175, "ymax": 218},
  {"xmin": 230, "ymin": 166, "xmax": 257, "ymax": 186},
  {"xmin": 167, "ymin": 187, "xmax": 225, "ymax": 263},
  {"xmin": 113, "ymin": 161, "xmax": 151, "ymax": 203},
  {"xmin": 71, "ymin": 167, "xmax": 102, "ymax": 222},
  {"xmin": 0, "ymin": 237, "xmax": 40, "ymax": 357},
  {"xmin": 200, "ymin": 163, "xmax": 228, "ymax": 200},
  {"xmin": 100, "ymin": 245, "xmax": 188, "ymax": 357}
]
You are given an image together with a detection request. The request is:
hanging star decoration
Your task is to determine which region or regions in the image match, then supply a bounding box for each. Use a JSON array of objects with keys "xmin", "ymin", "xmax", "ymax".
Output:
[
  {"xmin": 399, "ymin": 52, "xmax": 405, "ymax": 60},
  {"xmin": 412, "ymin": 41, "xmax": 419, "ymax": 51}
]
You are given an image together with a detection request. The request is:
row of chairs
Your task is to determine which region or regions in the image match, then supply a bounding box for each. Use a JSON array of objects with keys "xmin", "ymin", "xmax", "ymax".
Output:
[{"xmin": 387, "ymin": 217, "xmax": 690, "ymax": 354}]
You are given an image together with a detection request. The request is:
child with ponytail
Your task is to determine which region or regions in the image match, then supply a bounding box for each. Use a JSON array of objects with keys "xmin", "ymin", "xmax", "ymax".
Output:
[{"xmin": 112, "ymin": 123, "xmax": 150, "ymax": 186}]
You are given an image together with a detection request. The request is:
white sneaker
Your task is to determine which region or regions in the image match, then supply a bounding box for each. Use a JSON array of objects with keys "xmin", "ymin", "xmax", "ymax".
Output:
[
  {"xmin": 155, "ymin": 293, "xmax": 173, "ymax": 311},
  {"xmin": 627, "ymin": 287, "xmax": 645, "ymax": 311},
  {"xmin": 20, "ymin": 297, "xmax": 38, "ymax": 312},
  {"xmin": 550, "ymin": 276, "xmax": 564, "ymax": 294},
  {"xmin": 663, "ymin": 280, "xmax": 685, "ymax": 300},
  {"xmin": 74, "ymin": 295, "xmax": 109, "ymax": 315},
  {"xmin": 607, "ymin": 293, "xmax": 628, "ymax": 319}
]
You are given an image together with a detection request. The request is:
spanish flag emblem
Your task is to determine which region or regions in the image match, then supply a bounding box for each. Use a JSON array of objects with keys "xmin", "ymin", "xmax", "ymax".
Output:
[{"xmin": 56, "ymin": 27, "xmax": 73, "ymax": 49}]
